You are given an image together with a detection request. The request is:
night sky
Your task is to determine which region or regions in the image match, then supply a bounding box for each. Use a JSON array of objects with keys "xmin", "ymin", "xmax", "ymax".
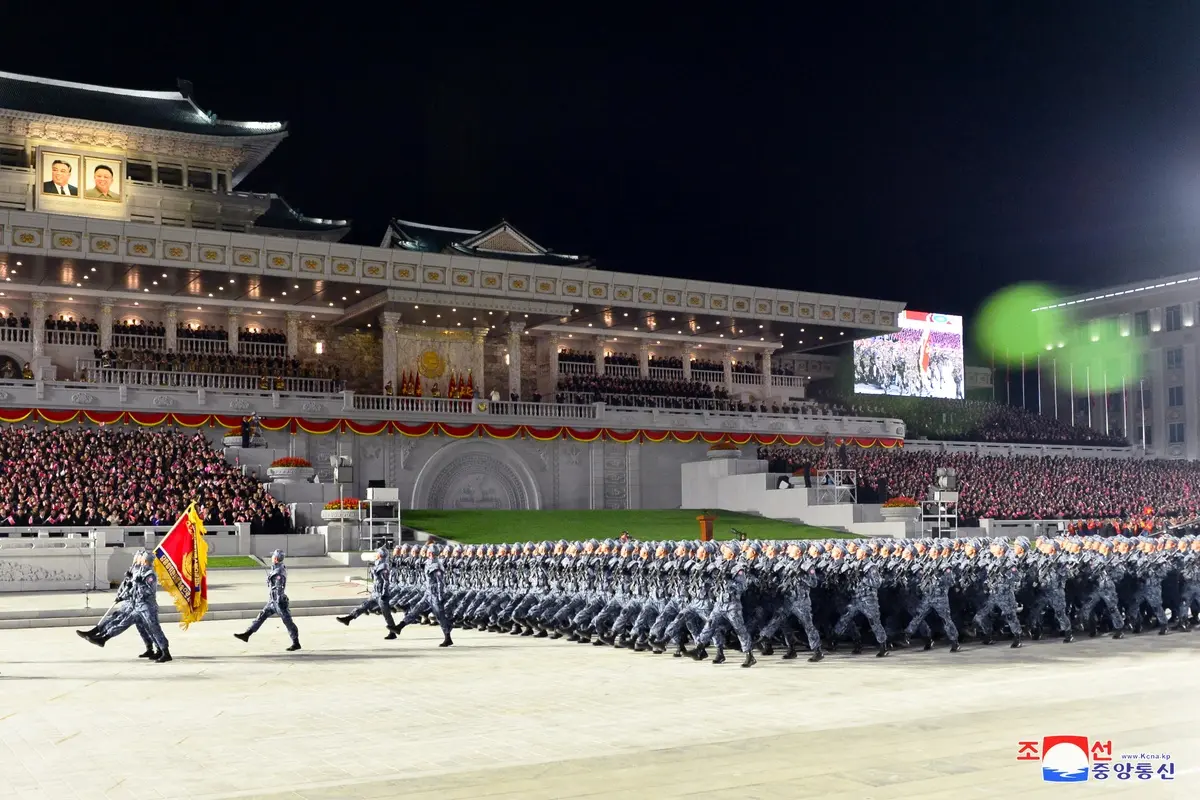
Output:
[{"xmin": 5, "ymin": 5, "xmax": 1200, "ymax": 321}]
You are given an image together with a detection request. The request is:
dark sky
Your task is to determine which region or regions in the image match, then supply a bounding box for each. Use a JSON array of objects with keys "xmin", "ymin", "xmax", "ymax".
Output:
[{"xmin": 7, "ymin": 5, "xmax": 1200, "ymax": 320}]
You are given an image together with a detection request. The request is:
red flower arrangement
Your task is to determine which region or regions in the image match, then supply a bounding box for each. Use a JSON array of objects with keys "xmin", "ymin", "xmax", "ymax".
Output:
[
  {"xmin": 270, "ymin": 457, "xmax": 312, "ymax": 469},
  {"xmin": 881, "ymin": 496, "xmax": 919, "ymax": 508},
  {"xmin": 324, "ymin": 498, "xmax": 361, "ymax": 511}
]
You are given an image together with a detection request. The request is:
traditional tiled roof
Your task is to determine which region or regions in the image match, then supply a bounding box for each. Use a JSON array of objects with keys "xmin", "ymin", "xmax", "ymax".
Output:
[
  {"xmin": 0, "ymin": 72, "xmax": 287, "ymax": 138},
  {"xmin": 252, "ymin": 197, "xmax": 350, "ymax": 240},
  {"xmin": 382, "ymin": 218, "xmax": 593, "ymax": 267}
]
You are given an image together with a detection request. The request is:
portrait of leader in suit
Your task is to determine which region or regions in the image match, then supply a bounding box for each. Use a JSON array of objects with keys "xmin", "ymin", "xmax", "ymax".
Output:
[
  {"xmin": 84, "ymin": 160, "xmax": 122, "ymax": 202},
  {"xmin": 41, "ymin": 155, "xmax": 79, "ymax": 197}
]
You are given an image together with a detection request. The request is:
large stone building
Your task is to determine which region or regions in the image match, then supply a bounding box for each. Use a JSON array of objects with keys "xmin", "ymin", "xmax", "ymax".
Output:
[
  {"xmin": 1032, "ymin": 272, "xmax": 1200, "ymax": 459},
  {"xmin": 0, "ymin": 70, "xmax": 910, "ymax": 516}
]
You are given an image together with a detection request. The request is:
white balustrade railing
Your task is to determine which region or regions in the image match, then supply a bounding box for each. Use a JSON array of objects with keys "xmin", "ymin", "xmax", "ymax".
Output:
[
  {"xmin": 76, "ymin": 360, "xmax": 337, "ymax": 393},
  {"xmin": 45, "ymin": 330, "xmax": 98, "ymax": 347},
  {"xmin": 648, "ymin": 365, "xmax": 685, "ymax": 380},
  {"xmin": 486, "ymin": 401, "xmax": 599, "ymax": 420},
  {"xmin": 178, "ymin": 337, "xmax": 229, "ymax": 354},
  {"xmin": 556, "ymin": 392, "xmax": 737, "ymax": 411},
  {"xmin": 0, "ymin": 327, "xmax": 29, "ymax": 343},
  {"xmin": 558, "ymin": 361, "xmax": 596, "ymax": 375},
  {"xmin": 732, "ymin": 371, "xmax": 762, "ymax": 386},
  {"xmin": 112, "ymin": 334, "xmax": 165, "ymax": 350},
  {"xmin": 691, "ymin": 368, "xmax": 724, "ymax": 384},
  {"xmin": 238, "ymin": 341, "xmax": 288, "ymax": 358},
  {"xmin": 604, "ymin": 363, "xmax": 640, "ymax": 378},
  {"xmin": 353, "ymin": 395, "xmax": 473, "ymax": 414},
  {"xmin": 771, "ymin": 374, "xmax": 804, "ymax": 388}
]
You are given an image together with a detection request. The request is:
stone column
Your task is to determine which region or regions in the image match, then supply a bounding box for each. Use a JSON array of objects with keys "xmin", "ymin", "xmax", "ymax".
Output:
[
  {"xmin": 99, "ymin": 302, "xmax": 113, "ymax": 350},
  {"xmin": 31, "ymin": 293, "xmax": 47, "ymax": 357},
  {"xmin": 508, "ymin": 321, "xmax": 525, "ymax": 399},
  {"xmin": 227, "ymin": 308, "xmax": 241, "ymax": 354},
  {"xmin": 286, "ymin": 311, "xmax": 301, "ymax": 357},
  {"xmin": 723, "ymin": 347, "xmax": 735, "ymax": 394},
  {"xmin": 639, "ymin": 341, "xmax": 650, "ymax": 377},
  {"xmin": 164, "ymin": 305, "xmax": 178, "ymax": 351},
  {"xmin": 472, "ymin": 327, "xmax": 489, "ymax": 397},
  {"xmin": 762, "ymin": 349, "xmax": 772, "ymax": 393},
  {"xmin": 382, "ymin": 311, "xmax": 401, "ymax": 394},
  {"xmin": 548, "ymin": 333, "xmax": 561, "ymax": 380},
  {"xmin": 682, "ymin": 348, "xmax": 692, "ymax": 381},
  {"xmin": 593, "ymin": 336, "xmax": 606, "ymax": 376}
]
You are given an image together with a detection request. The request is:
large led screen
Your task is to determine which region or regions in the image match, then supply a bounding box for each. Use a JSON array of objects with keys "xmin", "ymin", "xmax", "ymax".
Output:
[{"xmin": 853, "ymin": 310, "xmax": 964, "ymax": 399}]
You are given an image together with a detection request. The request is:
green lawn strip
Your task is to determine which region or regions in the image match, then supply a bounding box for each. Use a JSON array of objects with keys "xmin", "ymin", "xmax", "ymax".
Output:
[
  {"xmin": 402, "ymin": 510, "xmax": 849, "ymax": 544},
  {"xmin": 207, "ymin": 556, "xmax": 261, "ymax": 569}
]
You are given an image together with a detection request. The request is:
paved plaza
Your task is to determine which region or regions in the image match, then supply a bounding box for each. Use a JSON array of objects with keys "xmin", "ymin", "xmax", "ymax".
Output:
[{"xmin": 0, "ymin": 611, "xmax": 1197, "ymax": 799}]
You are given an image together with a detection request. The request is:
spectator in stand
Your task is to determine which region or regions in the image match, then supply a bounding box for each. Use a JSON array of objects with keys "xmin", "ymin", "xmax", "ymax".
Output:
[
  {"xmin": 239, "ymin": 327, "xmax": 287, "ymax": 345},
  {"xmin": 825, "ymin": 393, "xmax": 1129, "ymax": 447},
  {"xmin": 758, "ymin": 444, "xmax": 1200, "ymax": 524},
  {"xmin": 0, "ymin": 426, "xmax": 291, "ymax": 533},
  {"xmin": 84, "ymin": 351, "xmax": 342, "ymax": 390}
]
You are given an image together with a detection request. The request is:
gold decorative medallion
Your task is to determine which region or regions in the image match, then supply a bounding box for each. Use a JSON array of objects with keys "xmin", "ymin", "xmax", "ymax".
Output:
[{"xmin": 418, "ymin": 349, "xmax": 445, "ymax": 378}]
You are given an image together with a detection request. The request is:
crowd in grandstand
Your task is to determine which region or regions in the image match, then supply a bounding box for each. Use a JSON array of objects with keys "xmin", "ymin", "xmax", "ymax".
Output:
[
  {"xmin": 178, "ymin": 324, "xmax": 227, "ymax": 341},
  {"xmin": 0, "ymin": 427, "xmax": 292, "ymax": 532},
  {"xmin": 759, "ymin": 444, "xmax": 1200, "ymax": 523},
  {"xmin": 0, "ymin": 310, "xmax": 29, "ymax": 328},
  {"xmin": 556, "ymin": 375, "xmax": 730, "ymax": 407},
  {"xmin": 239, "ymin": 327, "xmax": 287, "ymax": 345},
  {"xmin": 843, "ymin": 395, "xmax": 1129, "ymax": 447},
  {"xmin": 84, "ymin": 350, "xmax": 342, "ymax": 387}
]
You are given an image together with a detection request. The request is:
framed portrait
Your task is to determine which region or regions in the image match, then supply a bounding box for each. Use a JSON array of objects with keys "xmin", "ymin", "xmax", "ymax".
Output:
[
  {"xmin": 83, "ymin": 157, "xmax": 123, "ymax": 203},
  {"xmin": 40, "ymin": 152, "xmax": 81, "ymax": 198}
]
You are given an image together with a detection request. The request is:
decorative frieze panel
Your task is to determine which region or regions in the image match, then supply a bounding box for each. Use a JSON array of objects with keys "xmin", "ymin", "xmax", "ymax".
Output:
[
  {"xmin": 614, "ymin": 285, "xmax": 634, "ymax": 302},
  {"xmin": 234, "ymin": 248, "xmax": 258, "ymax": 267},
  {"xmin": 663, "ymin": 290, "xmax": 681, "ymax": 306},
  {"xmin": 266, "ymin": 251, "xmax": 292, "ymax": 271},
  {"xmin": 51, "ymin": 231, "xmax": 82, "ymax": 251},
  {"xmin": 709, "ymin": 295, "xmax": 728, "ymax": 311},
  {"xmin": 394, "ymin": 264, "xmax": 416, "ymax": 281},
  {"xmin": 819, "ymin": 305, "xmax": 835, "ymax": 321},
  {"xmin": 127, "ymin": 237, "xmax": 153, "ymax": 257},
  {"xmin": 452, "ymin": 269, "xmax": 474, "ymax": 287},
  {"xmin": 536, "ymin": 278, "xmax": 556, "ymax": 295},
  {"xmin": 299, "ymin": 255, "xmax": 324, "ymax": 274},
  {"xmin": 199, "ymin": 245, "xmax": 225, "ymax": 264},
  {"xmin": 332, "ymin": 258, "xmax": 355, "ymax": 277},
  {"xmin": 638, "ymin": 288, "xmax": 657, "ymax": 304},
  {"xmin": 88, "ymin": 234, "xmax": 117, "ymax": 254},
  {"xmin": 733, "ymin": 296, "xmax": 750, "ymax": 313},
  {"xmin": 423, "ymin": 267, "xmax": 445, "ymax": 284},
  {"xmin": 508, "ymin": 274, "xmax": 529, "ymax": 292},
  {"xmin": 686, "ymin": 292, "xmax": 705, "ymax": 309},
  {"xmin": 13, "ymin": 227, "xmax": 42, "ymax": 247},
  {"xmin": 163, "ymin": 242, "xmax": 191, "ymax": 261},
  {"xmin": 482, "ymin": 272, "xmax": 502, "ymax": 290},
  {"xmin": 363, "ymin": 260, "xmax": 386, "ymax": 279},
  {"xmin": 562, "ymin": 280, "xmax": 582, "ymax": 297},
  {"xmin": 588, "ymin": 283, "xmax": 608, "ymax": 300}
]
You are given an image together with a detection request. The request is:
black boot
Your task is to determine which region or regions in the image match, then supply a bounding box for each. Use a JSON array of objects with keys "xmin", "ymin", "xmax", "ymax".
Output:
[
  {"xmin": 741, "ymin": 652, "xmax": 757, "ymax": 668},
  {"xmin": 77, "ymin": 630, "xmax": 106, "ymax": 648},
  {"xmin": 533, "ymin": 629, "xmax": 548, "ymax": 639},
  {"xmin": 949, "ymin": 641, "xmax": 961, "ymax": 652},
  {"xmin": 384, "ymin": 631, "xmax": 397, "ymax": 640},
  {"xmin": 851, "ymin": 641, "xmax": 863, "ymax": 655},
  {"xmin": 1159, "ymin": 625, "xmax": 1169, "ymax": 636},
  {"xmin": 336, "ymin": 615, "xmax": 352, "ymax": 626},
  {"xmin": 782, "ymin": 643, "xmax": 798, "ymax": 660},
  {"xmin": 808, "ymin": 647, "xmax": 824, "ymax": 663},
  {"xmin": 521, "ymin": 625, "xmax": 535, "ymax": 637},
  {"xmin": 923, "ymin": 637, "xmax": 933, "ymax": 651},
  {"xmin": 1063, "ymin": 632, "xmax": 1074, "ymax": 643},
  {"xmin": 712, "ymin": 651, "xmax": 726, "ymax": 665},
  {"xmin": 1112, "ymin": 630, "xmax": 1124, "ymax": 640},
  {"xmin": 138, "ymin": 647, "xmax": 157, "ymax": 659},
  {"xmin": 692, "ymin": 646, "xmax": 709, "ymax": 662},
  {"xmin": 633, "ymin": 639, "xmax": 648, "ymax": 652},
  {"xmin": 899, "ymin": 633, "xmax": 911, "ymax": 648},
  {"xmin": 1010, "ymin": 633, "xmax": 1022, "ymax": 649},
  {"xmin": 439, "ymin": 635, "xmax": 454, "ymax": 647},
  {"xmin": 153, "ymin": 648, "xmax": 172, "ymax": 663},
  {"xmin": 390, "ymin": 622, "xmax": 407, "ymax": 636},
  {"xmin": 672, "ymin": 643, "xmax": 686, "ymax": 658},
  {"xmin": 759, "ymin": 640, "xmax": 774, "ymax": 656},
  {"xmin": 234, "ymin": 632, "xmax": 250, "ymax": 643},
  {"xmin": 875, "ymin": 644, "xmax": 888, "ymax": 657},
  {"xmin": 287, "ymin": 642, "xmax": 301, "ymax": 651}
]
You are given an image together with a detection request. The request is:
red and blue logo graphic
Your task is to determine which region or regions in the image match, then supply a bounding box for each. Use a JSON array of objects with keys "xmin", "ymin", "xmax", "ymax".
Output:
[{"xmin": 1041, "ymin": 736, "xmax": 1090, "ymax": 782}]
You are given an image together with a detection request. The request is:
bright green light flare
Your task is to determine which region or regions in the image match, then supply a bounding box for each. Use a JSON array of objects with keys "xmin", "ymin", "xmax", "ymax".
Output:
[
  {"xmin": 976, "ymin": 284, "xmax": 1065, "ymax": 362},
  {"xmin": 976, "ymin": 283, "xmax": 1133, "ymax": 391}
]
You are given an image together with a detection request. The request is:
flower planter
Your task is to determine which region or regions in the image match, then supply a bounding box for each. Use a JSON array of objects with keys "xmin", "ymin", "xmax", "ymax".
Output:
[
  {"xmin": 880, "ymin": 506, "xmax": 920, "ymax": 523},
  {"xmin": 706, "ymin": 448, "xmax": 740, "ymax": 460},
  {"xmin": 321, "ymin": 509, "xmax": 359, "ymax": 522},
  {"xmin": 267, "ymin": 466, "xmax": 315, "ymax": 484}
]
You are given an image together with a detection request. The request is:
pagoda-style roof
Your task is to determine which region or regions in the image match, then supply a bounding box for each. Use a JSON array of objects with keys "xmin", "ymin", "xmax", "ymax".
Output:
[
  {"xmin": 0, "ymin": 71, "xmax": 287, "ymax": 138},
  {"xmin": 381, "ymin": 218, "xmax": 593, "ymax": 267},
  {"xmin": 251, "ymin": 197, "xmax": 351, "ymax": 242}
]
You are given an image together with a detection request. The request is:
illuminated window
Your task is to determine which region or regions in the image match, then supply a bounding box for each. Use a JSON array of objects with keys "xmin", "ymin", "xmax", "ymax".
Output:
[
  {"xmin": 314, "ymin": 341, "xmax": 325, "ymax": 355},
  {"xmin": 1133, "ymin": 311, "xmax": 1149, "ymax": 336},
  {"xmin": 1165, "ymin": 305, "xmax": 1182, "ymax": 332}
]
